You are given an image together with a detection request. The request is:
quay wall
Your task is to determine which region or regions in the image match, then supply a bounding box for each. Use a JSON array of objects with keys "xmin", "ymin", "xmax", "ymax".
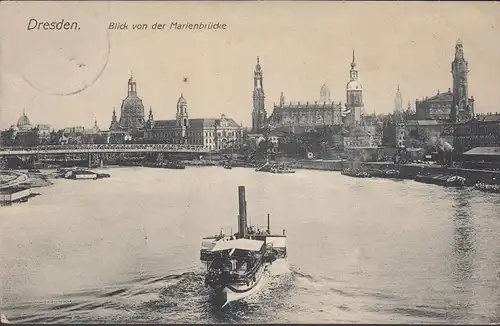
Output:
[
  {"xmin": 286, "ymin": 159, "xmax": 500, "ymax": 185},
  {"xmin": 294, "ymin": 159, "xmax": 343, "ymax": 171},
  {"xmin": 293, "ymin": 160, "xmax": 396, "ymax": 172}
]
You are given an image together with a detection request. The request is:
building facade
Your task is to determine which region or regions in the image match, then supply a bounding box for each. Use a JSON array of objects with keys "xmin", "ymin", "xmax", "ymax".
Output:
[
  {"xmin": 268, "ymin": 90, "xmax": 343, "ymax": 134},
  {"xmin": 343, "ymin": 126, "xmax": 381, "ymax": 149},
  {"xmin": 415, "ymin": 90, "xmax": 454, "ymax": 121},
  {"xmin": 453, "ymin": 113, "xmax": 500, "ymax": 155},
  {"xmin": 144, "ymin": 94, "xmax": 244, "ymax": 150}
]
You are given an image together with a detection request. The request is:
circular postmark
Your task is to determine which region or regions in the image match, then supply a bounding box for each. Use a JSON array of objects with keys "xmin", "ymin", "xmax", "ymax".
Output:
[{"xmin": 9, "ymin": 4, "xmax": 111, "ymax": 96}]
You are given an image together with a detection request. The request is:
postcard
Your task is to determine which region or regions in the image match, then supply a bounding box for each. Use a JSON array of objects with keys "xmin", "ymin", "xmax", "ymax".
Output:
[{"xmin": 1, "ymin": 1, "xmax": 499, "ymax": 324}]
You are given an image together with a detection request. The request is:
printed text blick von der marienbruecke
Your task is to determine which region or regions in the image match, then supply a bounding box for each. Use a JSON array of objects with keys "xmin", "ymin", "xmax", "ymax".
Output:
[{"xmin": 26, "ymin": 18, "xmax": 228, "ymax": 31}]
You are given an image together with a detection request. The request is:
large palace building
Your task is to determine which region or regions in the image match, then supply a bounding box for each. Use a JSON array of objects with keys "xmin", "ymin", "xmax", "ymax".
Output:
[
  {"xmin": 263, "ymin": 50, "xmax": 366, "ymax": 134},
  {"xmin": 143, "ymin": 94, "xmax": 243, "ymax": 150}
]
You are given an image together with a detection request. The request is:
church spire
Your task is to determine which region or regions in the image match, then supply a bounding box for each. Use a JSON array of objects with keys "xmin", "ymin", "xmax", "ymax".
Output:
[
  {"xmin": 349, "ymin": 49, "xmax": 359, "ymax": 81},
  {"xmin": 394, "ymin": 84, "xmax": 403, "ymax": 113},
  {"xmin": 351, "ymin": 49, "xmax": 356, "ymax": 69},
  {"xmin": 252, "ymin": 56, "xmax": 266, "ymax": 133}
]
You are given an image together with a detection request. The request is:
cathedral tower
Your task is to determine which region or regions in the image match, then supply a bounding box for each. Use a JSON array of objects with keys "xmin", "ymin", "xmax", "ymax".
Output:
[
  {"xmin": 451, "ymin": 39, "xmax": 472, "ymax": 122},
  {"xmin": 345, "ymin": 49, "xmax": 364, "ymax": 125},
  {"xmin": 176, "ymin": 93, "xmax": 189, "ymax": 142},
  {"xmin": 252, "ymin": 56, "xmax": 267, "ymax": 133}
]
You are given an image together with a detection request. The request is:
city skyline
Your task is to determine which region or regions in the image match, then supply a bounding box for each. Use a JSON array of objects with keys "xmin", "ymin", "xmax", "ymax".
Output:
[{"xmin": 1, "ymin": 2, "xmax": 500, "ymax": 130}]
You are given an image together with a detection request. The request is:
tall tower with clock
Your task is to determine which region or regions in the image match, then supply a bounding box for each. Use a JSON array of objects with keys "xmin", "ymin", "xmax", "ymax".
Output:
[{"xmin": 451, "ymin": 39, "xmax": 473, "ymax": 123}]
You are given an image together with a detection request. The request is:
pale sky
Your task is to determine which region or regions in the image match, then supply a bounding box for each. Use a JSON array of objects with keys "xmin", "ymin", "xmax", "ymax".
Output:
[{"xmin": 1, "ymin": 1, "xmax": 499, "ymax": 130}]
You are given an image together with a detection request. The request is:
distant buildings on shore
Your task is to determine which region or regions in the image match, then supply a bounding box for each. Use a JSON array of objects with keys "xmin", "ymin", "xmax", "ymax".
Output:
[{"xmin": 1, "ymin": 38, "xmax": 498, "ymax": 161}]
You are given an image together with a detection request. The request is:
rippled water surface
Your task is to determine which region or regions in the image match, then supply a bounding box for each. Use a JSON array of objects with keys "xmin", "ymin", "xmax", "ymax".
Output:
[{"xmin": 1, "ymin": 167, "xmax": 500, "ymax": 323}]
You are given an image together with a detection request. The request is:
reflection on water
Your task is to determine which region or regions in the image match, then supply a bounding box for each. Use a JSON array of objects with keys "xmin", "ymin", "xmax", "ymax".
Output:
[
  {"xmin": 452, "ymin": 190, "xmax": 477, "ymax": 284},
  {"xmin": 1, "ymin": 167, "xmax": 500, "ymax": 324}
]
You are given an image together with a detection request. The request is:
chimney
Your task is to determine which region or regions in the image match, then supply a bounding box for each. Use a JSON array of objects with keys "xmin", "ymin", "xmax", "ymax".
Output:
[{"xmin": 237, "ymin": 186, "xmax": 248, "ymax": 238}]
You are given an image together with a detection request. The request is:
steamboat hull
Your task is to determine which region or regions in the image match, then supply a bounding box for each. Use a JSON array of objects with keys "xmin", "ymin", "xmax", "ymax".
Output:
[{"xmin": 207, "ymin": 260, "xmax": 266, "ymax": 308}]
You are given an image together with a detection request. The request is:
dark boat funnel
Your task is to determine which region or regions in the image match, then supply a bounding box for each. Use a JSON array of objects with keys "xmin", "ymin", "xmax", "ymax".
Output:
[
  {"xmin": 267, "ymin": 213, "xmax": 270, "ymax": 233},
  {"xmin": 238, "ymin": 186, "xmax": 248, "ymax": 238}
]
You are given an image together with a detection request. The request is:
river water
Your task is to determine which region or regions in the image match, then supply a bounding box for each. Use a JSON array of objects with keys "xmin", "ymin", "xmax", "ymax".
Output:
[{"xmin": 1, "ymin": 167, "xmax": 500, "ymax": 324}]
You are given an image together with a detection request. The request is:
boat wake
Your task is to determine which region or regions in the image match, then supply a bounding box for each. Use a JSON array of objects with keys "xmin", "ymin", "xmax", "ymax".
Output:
[{"xmin": 2, "ymin": 262, "xmax": 302, "ymax": 324}]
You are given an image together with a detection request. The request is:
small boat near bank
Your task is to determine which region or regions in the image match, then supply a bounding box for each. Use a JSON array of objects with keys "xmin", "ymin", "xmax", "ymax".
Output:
[
  {"xmin": 414, "ymin": 173, "xmax": 466, "ymax": 187},
  {"xmin": 200, "ymin": 186, "xmax": 287, "ymax": 307},
  {"xmin": 474, "ymin": 182, "xmax": 500, "ymax": 194},
  {"xmin": 270, "ymin": 164, "xmax": 295, "ymax": 174},
  {"xmin": 341, "ymin": 169, "xmax": 372, "ymax": 178},
  {"xmin": 368, "ymin": 169, "xmax": 402, "ymax": 179},
  {"xmin": 256, "ymin": 162, "xmax": 295, "ymax": 174},
  {"xmin": 162, "ymin": 161, "xmax": 186, "ymax": 169},
  {"xmin": 61, "ymin": 169, "xmax": 110, "ymax": 180}
]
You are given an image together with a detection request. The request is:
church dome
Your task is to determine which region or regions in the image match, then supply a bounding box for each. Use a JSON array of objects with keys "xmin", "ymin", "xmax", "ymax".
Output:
[
  {"xmin": 122, "ymin": 95, "xmax": 144, "ymax": 111},
  {"xmin": 347, "ymin": 79, "xmax": 362, "ymax": 91},
  {"xmin": 119, "ymin": 93, "xmax": 145, "ymax": 130},
  {"xmin": 17, "ymin": 111, "xmax": 32, "ymax": 128}
]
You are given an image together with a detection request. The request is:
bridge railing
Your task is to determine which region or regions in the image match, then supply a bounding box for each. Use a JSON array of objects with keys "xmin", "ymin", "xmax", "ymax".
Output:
[{"xmin": 0, "ymin": 144, "xmax": 209, "ymax": 153}]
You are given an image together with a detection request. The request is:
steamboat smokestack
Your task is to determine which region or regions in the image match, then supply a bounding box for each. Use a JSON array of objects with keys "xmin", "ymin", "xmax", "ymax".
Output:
[
  {"xmin": 238, "ymin": 186, "xmax": 248, "ymax": 238},
  {"xmin": 267, "ymin": 213, "xmax": 270, "ymax": 233}
]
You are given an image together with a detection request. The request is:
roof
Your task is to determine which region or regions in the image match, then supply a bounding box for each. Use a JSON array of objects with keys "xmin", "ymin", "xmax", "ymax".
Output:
[
  {"xmin": 273, "ymin": 102, "xmax": 341, "ymax": 110},
  {"xmin": 406, "ymin": 120, "xmax": 446, "ymax": 126},
  {"xmin": 463, "ymin": 147, "xmax": 500, "ymax": 156},
  {"xmin": 418, "ymin": 91, "xmax": 453, "ymax": 103},
  {"xmin": 151, "ymin": 118, "xmax": 240, "ymax": 130},
  {"xmin": 152, "ymin": 120, "xmax": 177, "ymax": 129},
  {"xmin": 211, "ymin": 238, "xmax": 264, "ymax": 252},
  {"xmin": 477, "ymin": 113, "xmax": 500, "ymax": 122}
]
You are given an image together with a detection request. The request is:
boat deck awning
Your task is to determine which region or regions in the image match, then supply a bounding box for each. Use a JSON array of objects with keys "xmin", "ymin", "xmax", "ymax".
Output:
[{"xmin": 210, "ymin": 238, "xmax": 264, "ymax": 252}]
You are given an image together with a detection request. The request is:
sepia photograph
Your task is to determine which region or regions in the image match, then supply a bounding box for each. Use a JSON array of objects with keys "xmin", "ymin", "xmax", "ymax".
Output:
[{"xmin": 1, "ymin": 1, "xmax": 500, "ymax": 323}]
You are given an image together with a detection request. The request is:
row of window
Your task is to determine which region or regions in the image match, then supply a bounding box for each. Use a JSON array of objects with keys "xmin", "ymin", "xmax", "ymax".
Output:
[
  {"xmin": 455, "ymin": 136, "xmax": 499, "ymax": 146},
  {"xmin": 454, "ymin": 125, "xmax": 499, "ymax": 136},
  {"xmin": 147, "ymin": 130, "xmax": 242, "ymax": 138}
]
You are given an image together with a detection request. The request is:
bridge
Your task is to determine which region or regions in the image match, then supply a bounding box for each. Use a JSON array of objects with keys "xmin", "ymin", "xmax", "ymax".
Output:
[{"xmin": 0, "ymin": 144, "xmax": 212, "ymax": 156}]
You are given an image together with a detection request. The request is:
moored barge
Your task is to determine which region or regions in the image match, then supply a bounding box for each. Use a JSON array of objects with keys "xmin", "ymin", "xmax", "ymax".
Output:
[{"xmin": 414, "ymin": 173, "xmax": 466, "ymax": 187}]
